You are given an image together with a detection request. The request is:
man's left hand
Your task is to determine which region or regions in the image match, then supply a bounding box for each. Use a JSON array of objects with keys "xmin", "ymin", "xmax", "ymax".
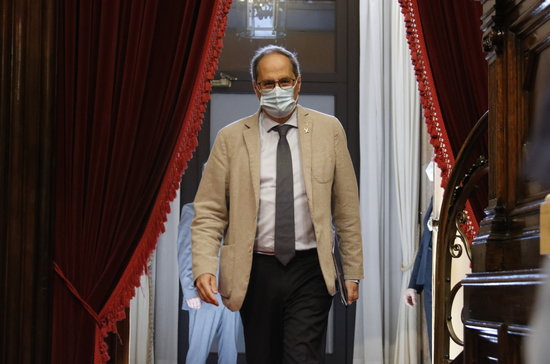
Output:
[{"xmin": 345, "ymin": 281, "xmax": 359, "ymax": 305}]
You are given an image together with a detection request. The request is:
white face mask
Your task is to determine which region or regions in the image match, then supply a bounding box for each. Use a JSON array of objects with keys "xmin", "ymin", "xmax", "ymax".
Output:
[{"xmin": 259, "ymin": 85, "xmax": 297, "ymax": 118}]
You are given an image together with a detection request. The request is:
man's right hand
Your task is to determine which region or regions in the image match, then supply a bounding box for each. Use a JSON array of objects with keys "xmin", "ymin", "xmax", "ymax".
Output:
[{"xmin": 195, "ymin": 273, "xmax": 219, "ymax": 306}]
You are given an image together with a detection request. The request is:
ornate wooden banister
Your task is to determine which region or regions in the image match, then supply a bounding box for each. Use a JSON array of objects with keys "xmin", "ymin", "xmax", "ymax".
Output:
[{"xmin": 433, "ymin": 111, "xmax": 489, "ymax": 363}]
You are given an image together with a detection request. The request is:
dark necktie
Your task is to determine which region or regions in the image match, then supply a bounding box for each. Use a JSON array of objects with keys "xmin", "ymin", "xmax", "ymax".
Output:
[{"xmin": 271, "ymin": 124, "xmax": 296, "ymax": 265}]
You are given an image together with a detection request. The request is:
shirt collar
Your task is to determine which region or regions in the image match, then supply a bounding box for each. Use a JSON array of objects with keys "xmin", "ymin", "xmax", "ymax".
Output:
[{"xmin": 260, "ymin": 110, "xmax": 298, "ymax": 133}]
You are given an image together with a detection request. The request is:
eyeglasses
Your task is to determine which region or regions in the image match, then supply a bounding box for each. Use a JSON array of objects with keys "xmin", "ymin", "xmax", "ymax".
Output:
[{"xmin": 256, "ymin": 78, "xmax": 296, "ymax": 90}]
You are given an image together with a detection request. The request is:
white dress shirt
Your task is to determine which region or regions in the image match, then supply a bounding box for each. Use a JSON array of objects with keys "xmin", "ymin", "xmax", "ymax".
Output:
[{"xmin": 254, "ymin": 111, "xmax": 317, "ymax": 254}]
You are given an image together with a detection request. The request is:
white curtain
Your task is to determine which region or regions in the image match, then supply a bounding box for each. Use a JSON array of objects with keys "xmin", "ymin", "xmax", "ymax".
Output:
[
  {"xmin": 153, "ymin": 190, "xmax": 180, "ymax": 364},
  {"xmin": 389, "ymin": 0, "xmax": 421, "ymax": 361},
  {"xmin": 129, "ymin": 190, "xmax": 180, "ymax": 364},
  {"xmin": 129, "ymin": 259, "xmax": 155, "ymax": 364},
  {"xmin": 355, "ymin": 0, "xmax": 421, "ymax": 363}
]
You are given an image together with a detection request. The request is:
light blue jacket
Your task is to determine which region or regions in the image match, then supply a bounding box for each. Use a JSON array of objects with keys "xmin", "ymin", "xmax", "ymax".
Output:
[{"xmin": 177, "ymin": 202, "xmax": 222, "ymax": 310}]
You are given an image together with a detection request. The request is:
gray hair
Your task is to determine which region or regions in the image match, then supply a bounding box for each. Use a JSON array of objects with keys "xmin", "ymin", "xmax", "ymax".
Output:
[{"xmin": 249, "ymin": 45, "xmax": 301, "ymax": 82}]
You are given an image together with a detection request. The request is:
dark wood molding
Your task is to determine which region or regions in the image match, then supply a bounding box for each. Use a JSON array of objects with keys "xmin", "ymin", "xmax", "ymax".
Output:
[
  {"xmin": 476, "ymin": 0, "xmax": 550, "ymax": 250},
  {"xmin": 462, "ymin": 271, "xmax": 544, "ymax": 362},
  {"xmin": 440, "ymin": 0, "xmax": 550, "ymax": 362},
  {"xmin": 434, "ymin": 1, "xmax": 550, "ymax": 362},
  {"xmin": 0, "ymin": 0, "xmax": 56, "ymax": 363}
]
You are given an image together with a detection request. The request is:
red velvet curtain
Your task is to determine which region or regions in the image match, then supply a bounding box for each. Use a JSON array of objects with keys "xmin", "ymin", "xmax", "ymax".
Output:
[
  {"xmin": 400, "ymin": 0, "xmax": 488, "ymax": 236},
  {"xmin": 52, "ymin": 1, "xmax": 231, "ymax": 363}
]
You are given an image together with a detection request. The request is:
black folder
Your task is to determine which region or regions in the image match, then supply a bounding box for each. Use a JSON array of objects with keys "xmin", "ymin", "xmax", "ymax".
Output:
[{"xmin": 332, "ymin": 237, "xmax": 349, "ymax": 306}]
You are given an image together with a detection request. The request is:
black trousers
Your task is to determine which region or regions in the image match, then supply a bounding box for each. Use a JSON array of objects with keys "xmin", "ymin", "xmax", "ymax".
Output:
[{"xmin": 239, "ymin": 249, "xmax": 333, "ymax": 364}]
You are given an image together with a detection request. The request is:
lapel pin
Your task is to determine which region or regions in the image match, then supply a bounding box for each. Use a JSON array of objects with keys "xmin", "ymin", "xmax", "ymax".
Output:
[{"xmin": 304, "ymin": 127, "xmax": 309, "ymax": 134}]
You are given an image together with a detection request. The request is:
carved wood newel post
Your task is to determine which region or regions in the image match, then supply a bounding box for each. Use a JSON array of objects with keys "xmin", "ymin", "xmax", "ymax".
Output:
[
  {"xmin": 460, "ymin": 1, "xmax": 550, "ymax": 363},
  {"xmin": 434, "ymin": 1, "xmax": 550, "ymax": 363}
]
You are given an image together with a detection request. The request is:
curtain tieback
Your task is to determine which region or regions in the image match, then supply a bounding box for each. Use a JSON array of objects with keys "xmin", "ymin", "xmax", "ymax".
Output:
[
  {"xmin": 401, "ymin": 262, "xmax": 415, "ymax": 272},
  {"xmin": 53, "ymin": 262, "xmax": 101, "ymax": 326}
]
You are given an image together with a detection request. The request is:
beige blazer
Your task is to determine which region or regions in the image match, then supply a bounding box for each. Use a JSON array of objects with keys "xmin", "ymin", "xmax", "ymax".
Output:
[{"xmin": 191, "ymin": 105, "xmax": 363, "ymax": 311}]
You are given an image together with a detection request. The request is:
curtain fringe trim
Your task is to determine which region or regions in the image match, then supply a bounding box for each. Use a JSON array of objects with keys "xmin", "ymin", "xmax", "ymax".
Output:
[
  {"xmin": 92, "ymin": 1, "xmax": 233, "ymax": 362},
  {"xmin": 398, "ymin": 0, "xmax": 478, "ymax": 240}
]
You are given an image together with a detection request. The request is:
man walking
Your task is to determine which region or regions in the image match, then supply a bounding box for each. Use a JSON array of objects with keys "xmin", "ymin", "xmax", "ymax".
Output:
[{"xmin": 192, "ymin": 45, "xmax": 363, "ymax": 364}]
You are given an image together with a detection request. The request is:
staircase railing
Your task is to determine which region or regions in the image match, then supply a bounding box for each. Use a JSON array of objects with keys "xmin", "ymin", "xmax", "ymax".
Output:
[{"xmin": 433, "ymin": 111, "xmax": 489, "ymax": 363}]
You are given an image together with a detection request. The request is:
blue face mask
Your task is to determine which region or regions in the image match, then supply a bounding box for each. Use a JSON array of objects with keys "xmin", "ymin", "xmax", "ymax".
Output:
[{"xmin": 259, "ymin": 85, "xmax": 297, "ymax": 118}]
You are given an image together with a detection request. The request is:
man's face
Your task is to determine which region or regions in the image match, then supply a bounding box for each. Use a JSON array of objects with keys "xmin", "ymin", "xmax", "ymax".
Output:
[{"xmin": 253, "ymin": 53, "xmax": 301, "ymax": 100}]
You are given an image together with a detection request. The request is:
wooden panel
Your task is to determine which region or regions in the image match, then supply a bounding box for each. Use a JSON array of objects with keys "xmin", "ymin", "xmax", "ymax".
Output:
[
  {"xmin": 464, "ymin": 321, "xmax": 531, "ymax": 364},
  {"xmin": 461, "ymin": 269, "xmax": 544, "ymax": 363},
  {"xmin": 472, "ymin": 193, "xmax": 543, "ymax": 272},
  {"xmin": 464, "ymin": 322, "xmax": 500, "ymax": 363},
  {"xmin": 479, "ymin": 0, "xmax": 550, "ymax": 212},
  {"xmin": 474, "ymin": 0, "xmax": 550, "ymax": 268},
  {"xmin": 463, "ymin": 1, "xmax": 549, "ymax": 354},
  {"xmin": 501, "ymin": 325, "xmax": 530, "ymax": 364},
  {"xmin": 463, "ymin": 271, "xmax": 543, "ymax": 325},
  {"xmin": 0, "ymin": 0, "xmax": 56, "ymax": 363}
]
